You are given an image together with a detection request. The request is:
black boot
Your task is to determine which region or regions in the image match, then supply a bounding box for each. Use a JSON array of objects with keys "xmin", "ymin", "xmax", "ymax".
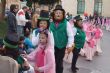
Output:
[
  {"xmin": 71, "ymin": 69, "xmax": 77, "ymax": 73},
  {"xmin": 71, "ymin": 67, "xmax": 77, "ymax": 73}
]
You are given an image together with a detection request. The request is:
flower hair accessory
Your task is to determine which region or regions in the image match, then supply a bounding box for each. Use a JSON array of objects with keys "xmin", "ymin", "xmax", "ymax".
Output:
[{"xmin": 73, "ymin": 19, "xmax": 76, "ymax": 23}]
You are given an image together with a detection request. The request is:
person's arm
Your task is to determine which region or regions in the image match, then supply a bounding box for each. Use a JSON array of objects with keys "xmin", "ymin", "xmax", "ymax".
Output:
[
  {"xmin": 72, "ymin": 27, "xmax": 77, "ymax": 36},
  {"xmin": 19, "ymin": 14, "xmax": 29, "ymax": 22},
  {"xmin": 18, "ymin": 11, "xmax": 29, "ymax": 26},
  {"xmin": 48, "ymin": 31, "xmax": 54, "ymax": 52},
  {"xmin": 66, "ymin": 22, "xmax": 75, "ymax": 48},
  {"xmin": 27, "ymin": 49, "xmax": 37, "ymax": 61}
]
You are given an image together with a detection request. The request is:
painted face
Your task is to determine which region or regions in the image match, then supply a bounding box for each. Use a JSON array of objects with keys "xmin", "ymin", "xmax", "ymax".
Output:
[
  {"xmin": 54, "ymin": 10, "xmax": 64, "ymax": 21},
  {"xmin": 39, "ymin": 20, "xmax": 48, "ymax": 30},
  {"xmin": 39, "ymin": 33, "xmax": 47, "ymax": 45}
]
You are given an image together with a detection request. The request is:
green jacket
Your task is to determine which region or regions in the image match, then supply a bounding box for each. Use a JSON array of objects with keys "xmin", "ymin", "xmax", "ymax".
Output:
[
  {"xmin": 50, "ymin": 19, "xmax": 68, "ymax": 49},
  {"xmin": 74, "ymin": 27, "xmax": 86, "ymax": 49}
]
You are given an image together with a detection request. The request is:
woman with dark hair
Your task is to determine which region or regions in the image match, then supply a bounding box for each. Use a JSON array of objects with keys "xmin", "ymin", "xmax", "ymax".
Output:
[{"xmin": 71, "ymin": 15, "xmax": 86, "ymax": 73}]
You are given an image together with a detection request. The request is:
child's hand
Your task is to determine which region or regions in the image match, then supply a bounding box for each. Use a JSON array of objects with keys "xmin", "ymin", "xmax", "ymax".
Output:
[
  {"xmin": 34, "ymin": 66, "xmax": 39, "ymax": 71},
  {"xmin": 34, "ymin": 66, "xmax": 37, "ymax": 70},
  {"xmin": 66, "ymin": 47, "xmax": 73, "ymax": 54},
  {"xmin": 34, "ymin": 66, "xmax": 43, "ymax": 72},
  {"xmin": 66, "ymin": 44, "xmax": 74, "ymax": 54},
  {"xmin": 23, "ymin": 51, "xmax": 27, "ymax": 54}
]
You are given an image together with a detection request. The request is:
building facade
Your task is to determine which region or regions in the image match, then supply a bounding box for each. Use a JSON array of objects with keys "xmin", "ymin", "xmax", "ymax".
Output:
[
  {"xmin": 62, "ymin": 0, "xmax": 110, "ymax": 17},
  {"xmin": 6, "ymin": 0, "xmax": 28, "ymax": 10},
  {"xmin": 6, "ymin": 0, "xmax": 20, "ymax": 9}
]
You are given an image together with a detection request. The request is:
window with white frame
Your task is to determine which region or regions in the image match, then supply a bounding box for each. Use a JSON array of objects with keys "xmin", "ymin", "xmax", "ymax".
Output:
[
  {"xmin": 77, "ymin": 0, "xmax": 85, "ymax": 14},
  {"xmin": 94, "ymin": 0, "xmax": 102, "ymax": 16}
]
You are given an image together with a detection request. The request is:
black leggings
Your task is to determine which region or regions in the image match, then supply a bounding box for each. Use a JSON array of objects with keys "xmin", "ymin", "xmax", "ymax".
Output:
[{"xmin": 71, "ymin": 47, "xmax": 81, "ymax": 69}]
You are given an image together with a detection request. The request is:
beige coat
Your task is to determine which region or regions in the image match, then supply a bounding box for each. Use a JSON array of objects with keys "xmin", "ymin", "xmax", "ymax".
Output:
[{"xmin": 0, "ymin": 55, "xmax": 18, "ymax": 73}]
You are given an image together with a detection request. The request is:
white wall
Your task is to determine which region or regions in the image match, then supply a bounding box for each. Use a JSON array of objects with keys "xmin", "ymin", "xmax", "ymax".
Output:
[
  {"xmin": 62, "ymin": 0, "xmax": 110, "ymax": 17},
  {"xmin": 62, "ymin": 0, "xmax": 77, "ymax": 16},
  {"xmin": 85, "ymin": 0, "xmax": 94, "ymax": 16},
  {"xmin": 20, "ymin": 2, "xmax": 27, "ymax": 8},
  {"xmin": 102, "ymin": 0, "xmax": 110, "ymax": 17}
]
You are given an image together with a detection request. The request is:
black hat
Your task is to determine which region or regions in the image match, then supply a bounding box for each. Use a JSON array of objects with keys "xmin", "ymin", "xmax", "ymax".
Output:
[
  {"xmin": 53, "ymin": 5, "xmax": 65, "ymax": 12},
  {"xmin": 74, "ymin": 15, "xmax": 82, "ymax": 21},
  {"xmin": 38, "ymin": 10, "xmax": 49, "ymax": 20}
]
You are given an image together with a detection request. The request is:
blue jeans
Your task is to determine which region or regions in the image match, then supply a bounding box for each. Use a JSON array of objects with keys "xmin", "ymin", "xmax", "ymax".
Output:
[{"xmin": 17, "ymin": 25, "xmax": 24, "ymax": 37}]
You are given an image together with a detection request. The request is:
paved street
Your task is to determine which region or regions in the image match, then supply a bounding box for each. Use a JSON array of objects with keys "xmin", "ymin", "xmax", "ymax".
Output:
[{"xmin": 63, "ymin": 30, "xmax": 110, "ymax": 73}]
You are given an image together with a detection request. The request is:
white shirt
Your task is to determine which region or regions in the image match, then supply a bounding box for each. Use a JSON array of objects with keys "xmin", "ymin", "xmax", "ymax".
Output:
[
  {"xmin": 16, "ymin": 9, "xmax": 29, "ymax": 26},
  {"xmin": 66, "ymin": 22, "xmax": 75, "ymax": 48}
]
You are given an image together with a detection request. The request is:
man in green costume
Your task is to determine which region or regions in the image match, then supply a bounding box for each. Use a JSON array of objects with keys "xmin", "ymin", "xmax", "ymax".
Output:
[{"xmin": 50, "ymin": 5, "xmax": 74, "ymax": 73}]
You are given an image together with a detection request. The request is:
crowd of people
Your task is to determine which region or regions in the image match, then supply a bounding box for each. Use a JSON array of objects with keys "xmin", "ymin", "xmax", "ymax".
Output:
[{"xmin": 0, "ymin": 4, "xmax": 105, "ymax": 73}]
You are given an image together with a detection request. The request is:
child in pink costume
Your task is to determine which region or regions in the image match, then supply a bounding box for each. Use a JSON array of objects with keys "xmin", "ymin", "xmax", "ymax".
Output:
[
  {"xmin": 27, "ymin": 30, "xmax": 55, "ymax": 73},
  {"xmin": 98, "ymin": 17, "xmax": 101, "ymax": 24},
  {"xmin": 102, "ymin": 18, "xmax": 105, "ymax": 28},
  {"xmin": 106, "ymin": 18, "xmax": 110, "ymax": 30},
  {"xmin": 108, "ymin": 18, "xmax": 110, "ymax": 31},
  {"xmin": 80, "ymin": 21, "xmax": 94, "ymax": 56},
  {"xmin": 94, "ymin": 25, "xmax": 103, "ymax": 54},
  {"xmin": 84, "ymin": 24, "xmax": 96, "ymax": 61}
]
